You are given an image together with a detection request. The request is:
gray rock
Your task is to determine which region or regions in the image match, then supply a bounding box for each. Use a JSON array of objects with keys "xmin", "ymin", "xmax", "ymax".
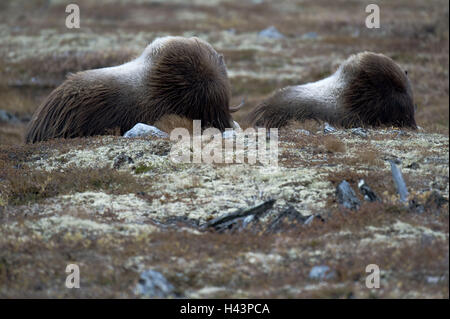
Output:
[
  {"xmin": 295, "ymin": 129, "xmax": 311, "ymax": 136},
  {"xmin": 426, "ymin": 276, "xmax": 442, "ymax": 284},
  {"xmin": 221, "ymin": 120, "xmax": 242, "ymax": 138},
  {"xmin": 135, "ymin": 270, "xmax": 175, "ymax": 298},
  {"xmin": 124, "ymin": 123, "xmax": 169, "ymax": 138},
  {"xmin": 259, "ymin": 26, "xmax": 285, "ymax": 39},
  {"xmin": 358, "ymin": 179, "xmax": 379, "ymax": 202},
  {"xmin": 302, "ymin": 32, "xmax": 318, "ymax": 40},
  {"xmin": 406, "ymin": 162, "xmax": 420, "ymax": 170},
  {"xmin": 336, "ymin": 180, "xmax": 361, "ymax": 210},
  {"xmin": 323, "ymin": 122, "xmax": 337, "ymax": 133},
  {"xmin": 222, "ymin": 130, "xmax": 236, "ymax": 139},
  {"xmin": 309, "ymin": 265, "xmax": 336, "ymax": 280},
  {"xmin": 351, "ymin": 127, "xmax": 368, "ymax": 138},
  {"xmin": 0, "ymin": 109, "xmax": 19, "ymax": 124}
]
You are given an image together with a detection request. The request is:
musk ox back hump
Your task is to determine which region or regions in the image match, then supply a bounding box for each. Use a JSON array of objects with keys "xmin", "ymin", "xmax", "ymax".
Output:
[
  {"xmin": 147, "ymin": 38, "xmax": 233, "ymax": 131},
  {"xmin": 340, "ymin": 52, "xmax": 417, "ymax": 128}
]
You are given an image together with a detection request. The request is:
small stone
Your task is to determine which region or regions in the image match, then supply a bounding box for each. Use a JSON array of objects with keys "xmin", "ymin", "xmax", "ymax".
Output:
[
  {"xmin": 406, "ymin": 162, "xmax": 420, "ymax": 170},
  {"xmin": 0, "ymin": 109, "xmax": 19, "ymax": 124},
  {"xmin": 124, "ymin": 123, "xmax": 169, "ymax": 138},
  {"xmin": 351, "ymin": 127, "xmax": 368, "ymax": 138},
  {"xmin": 259, "ymin": 26, "xmax": 285, "ymax": 39},
  {"xmin": 302, "ymin": 32, "xmax": 318, "ymax": 40},
  {"xmin": 309, "ymin": 265, "xmax": 336, "ymax": 280},
  {"xmin": 420, "ymin": 234, "xmax": 435, "ymax": 246},
  {"xmin": 426, "ymin": 276, "xmax": 442, "ymax": 284},
  {"xmin": 323, "ymin": 122, "xmax": 337, "ymax": 133},
  {"xmin": 222, "ymin": 130, "xmax": 236, "ymax": 139},
  {"xmin": 135, "ymin": 270, "xmax": 175, "ymax": 298},
  {"xmin": 295, "ymin": 129, "xmax": 311, "ymax": 136},
  {"xmin": 358, "ymin": 179, "xmax": 379, "ymax": 202},
  {"xmin": 336, "ymin": 180, "xmax": 361, "ymax": 210}
]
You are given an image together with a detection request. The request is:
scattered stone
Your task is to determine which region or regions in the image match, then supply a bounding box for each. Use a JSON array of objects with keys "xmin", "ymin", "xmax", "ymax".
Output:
[
  {"xmin": 389, "ymin": 160, "xmax": 409, "ymax": 202},
  {"xmin": 351, "ymin": 127, "xmax": 368, "ymax": 138},
  {"xmin": 226, "ymin": 28, "xmax": 236, "ymax": 35},
  {"xmin": 124, "ymin": 123, "xmax": 169, "ymax": 138},
  {"xmin": 302, "ymin": 32, "xmax": 318, "ymax": 40},
  {"xmin": 406, "ymin": 162, "xmax": 420, "ymax": 170},
  {"xmin": 259, "ymin": 26, "xmax": 285, "ymax": 39},
  {"xmin": 222, "ymin": 130, "xmax": 236, "ymax": 139},
  {"xmin": 309, "ymin": 265, "xmax": 336, "ymax": 280},
  {"xmin": 295, "ymin": 129, "xmax": 311, "ymax": 136},
  {"xmin": 358, "ymin": 179, "xmax": 379, "ymax": 202},
  {"xmin": 336, "ymin": 180, "xmax": 361, "ymax": 210},
  {"xmin": 202, "ymin": 199, "xmax": 276, "ymax": 232},
  {"xmin": 135, "ymin": 269, "xmax": 175, "ymax": 298},
  {"xmin": 424, "ymin": 157, "xmax": 448, "ymax": 165},
  {"xmin": 113, "ymin": 153, "xmax": 134, "ymax": 169},
  {"xmin": 426, "ymin": 276, "xmax": 443, "ymax": 284},
  {"xmin": 323, "ymin": 122, "xmax": 337, "ymax": 133},
  {"xmin": 420, "ymin": 234, "xmax": 435, "ymax": 246},
  {"xmin": 0, "ymin": 109, "xmax": 19, "ymax": 124}
]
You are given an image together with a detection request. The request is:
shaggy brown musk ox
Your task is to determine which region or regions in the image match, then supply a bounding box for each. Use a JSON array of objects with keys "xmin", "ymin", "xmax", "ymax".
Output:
[
  {"xmin": 247, "ymin": 52, "xmax": 417, "ymax": 129},
  {"xmin": 25, "ymin": 36, "xmax": 240, "ymax": 143}
]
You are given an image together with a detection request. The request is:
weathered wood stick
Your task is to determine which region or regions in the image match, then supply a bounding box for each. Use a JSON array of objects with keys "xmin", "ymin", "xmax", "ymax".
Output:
[{"xmin": 389, "ymin": 160, "xmax": 409, "ymax": 202}]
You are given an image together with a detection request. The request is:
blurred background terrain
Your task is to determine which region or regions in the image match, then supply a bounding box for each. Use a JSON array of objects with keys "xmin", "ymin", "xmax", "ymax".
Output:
[{"xmin": 0, "ymin": 0, "xmax": 448, "ymax": 144}]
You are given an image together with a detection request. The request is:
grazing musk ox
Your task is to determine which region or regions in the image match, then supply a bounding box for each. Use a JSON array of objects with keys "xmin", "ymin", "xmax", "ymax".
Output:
[
  {"xmin": 26, "ymin": 36, "xmax": 242, "ymax": 143},
  {"xmin": 247, "ymin": 52, "xmax": 417, "ymax": 129}
]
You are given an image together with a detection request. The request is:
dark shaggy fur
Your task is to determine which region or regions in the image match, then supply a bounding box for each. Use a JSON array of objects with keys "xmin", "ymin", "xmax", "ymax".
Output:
[
  {"xmin": 247, "ymin": 52, "xmax": 417, "ymax": 129},
  {"xmin": 25, "ymin": 37, "xmax": 234, "ymax": 143}
]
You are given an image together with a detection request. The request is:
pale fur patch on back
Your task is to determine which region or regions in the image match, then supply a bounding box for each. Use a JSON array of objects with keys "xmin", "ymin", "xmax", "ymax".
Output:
[
  {"xmin": 89, "ymin": 36, "xmax": 176, "ymax": 86},
  {"xmin": 292, "ymin": 68, "xmax": 345, "ymax": 108}
]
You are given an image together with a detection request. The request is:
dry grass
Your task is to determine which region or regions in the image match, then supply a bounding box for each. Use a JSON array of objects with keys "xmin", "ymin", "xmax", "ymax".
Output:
[
  {"xmin": 323, "ymin": 136, "xmax": 346, "ymax": 154},
  {"xmin": 1, "ymin": 165, "xmax": 142, "ymax": 205}
]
